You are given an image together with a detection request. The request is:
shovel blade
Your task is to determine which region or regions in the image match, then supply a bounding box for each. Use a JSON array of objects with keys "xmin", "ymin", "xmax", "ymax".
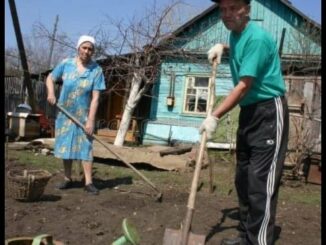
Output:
[{"xmin": 163, "ymin": 228, "xmax": 206, "ymax": 245}]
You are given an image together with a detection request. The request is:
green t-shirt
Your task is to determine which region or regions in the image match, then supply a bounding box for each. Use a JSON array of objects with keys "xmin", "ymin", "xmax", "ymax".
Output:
[{"xmin": 229, "ymin": 21, "xmax": 286, "ymax": 106}]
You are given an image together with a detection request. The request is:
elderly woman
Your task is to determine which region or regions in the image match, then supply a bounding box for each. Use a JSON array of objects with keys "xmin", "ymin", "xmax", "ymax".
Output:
[{"xmin": 46, "ymin": 35, "xmax": 106, "ymax": 195}]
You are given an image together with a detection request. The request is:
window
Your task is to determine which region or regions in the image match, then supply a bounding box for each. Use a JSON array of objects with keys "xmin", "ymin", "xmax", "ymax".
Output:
[{"xmin": 183, "ymin": 76, "xmax": 211, "ymax": 114}]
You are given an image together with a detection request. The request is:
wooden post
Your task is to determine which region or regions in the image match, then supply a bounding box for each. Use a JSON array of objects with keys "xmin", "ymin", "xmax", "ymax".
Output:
[
  {"xmin": 47, "ymin": 15, "xmax": 59, "ymax": 69},
  {"xmin": 8, "ymin": 0, "xmax": 36, "ymax": 112}
]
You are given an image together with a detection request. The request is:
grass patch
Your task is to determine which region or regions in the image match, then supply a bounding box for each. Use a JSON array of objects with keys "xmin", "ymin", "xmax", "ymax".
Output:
[
  {"xmin": 6, "ymin": 148, "xmax": 320, "ymax": 206},
  {"xmin": 94, "ymin": 163, "xmax": 188, "ymax": 188},
  {"xmin": 279, "ymin": 184, "xmax": 321, "ymax": 206},
  {"xmin": 7, "ymin": 149, "xmax": 61, "ymax": 173}
]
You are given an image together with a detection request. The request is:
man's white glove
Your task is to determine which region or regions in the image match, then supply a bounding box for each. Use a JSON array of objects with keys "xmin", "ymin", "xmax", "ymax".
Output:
[
  {"xmin": 207, "ymin": 43, "xmax": 224, "ymax": 64},
  {"xmin": 199, "ymin": 115, "xmax": 219, "ymax": 140}
]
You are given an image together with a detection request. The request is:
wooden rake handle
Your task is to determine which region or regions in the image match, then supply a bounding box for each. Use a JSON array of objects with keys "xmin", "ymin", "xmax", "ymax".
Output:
[{"xmin": 55, "ymin": 103, "xmax": 163, "ymax": 201}]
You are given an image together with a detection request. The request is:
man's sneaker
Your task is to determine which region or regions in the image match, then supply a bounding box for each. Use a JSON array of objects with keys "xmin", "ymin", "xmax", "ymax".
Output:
[
  {"xmin": 84, "ymin": 183, "xmax": 99, "ymax": 195},
  {"xmin": 221, "ymin": 237, "xmax": 246, "ymax": 245},
  {"xmin": 56, "ymin": 179, "xmax": 73, "ymax": 190}
]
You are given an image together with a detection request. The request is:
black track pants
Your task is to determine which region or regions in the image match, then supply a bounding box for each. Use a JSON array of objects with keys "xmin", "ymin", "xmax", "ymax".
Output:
[{"xmin": 235, "ymin": 96, "xmax": 289, "ymax": 245}]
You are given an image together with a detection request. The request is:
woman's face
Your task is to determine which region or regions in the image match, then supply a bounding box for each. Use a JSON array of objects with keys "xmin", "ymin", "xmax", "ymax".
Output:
[{"xmin": 78, "ymin": 42, "xmax": 94, "ymax": 63}]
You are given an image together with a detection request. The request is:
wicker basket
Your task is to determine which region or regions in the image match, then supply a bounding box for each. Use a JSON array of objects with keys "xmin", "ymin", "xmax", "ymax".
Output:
[{"xmin": 7, "ymin": 169, "xmax": 52, "ymax": 202}]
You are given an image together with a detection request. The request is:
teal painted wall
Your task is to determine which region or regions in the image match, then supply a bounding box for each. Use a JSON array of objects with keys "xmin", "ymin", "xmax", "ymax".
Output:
[
  {"xmin": 142, "ymin": 0, "xmax": 321, "ymax": 145},
  {"xmin": 143, "ymin": 122, "xmax": 201, "ymax": 145},
  {"xmin": 177, "ymin": 0, "xmax": 320, "ymax": 55},
  {"xmin": 150, "ymin": 60, "xmax": 232, "ymax": 120},
  {"xmin": 143, "ymin": 59, "xmax": 233, "ymax": 145},
  {"xmin": 251, "ymin": 0, "xmax": 320, "ymax": 55}
]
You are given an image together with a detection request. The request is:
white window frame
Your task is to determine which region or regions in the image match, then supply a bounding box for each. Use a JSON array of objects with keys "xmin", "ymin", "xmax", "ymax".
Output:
[{"xmin": 183, "ymin": 75, "xmax": 213, "ymax": 115}]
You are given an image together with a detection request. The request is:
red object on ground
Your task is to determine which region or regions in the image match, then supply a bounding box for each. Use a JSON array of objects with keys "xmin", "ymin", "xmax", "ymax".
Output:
[{"xmin": 35, "ymin": 110, "xmax": 54, "ymax": 136}]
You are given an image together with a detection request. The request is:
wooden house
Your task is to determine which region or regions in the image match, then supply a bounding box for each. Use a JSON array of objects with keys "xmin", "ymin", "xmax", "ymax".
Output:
[
  {"xmin": 94, "ymin": 55, "xmax": 154, "ymax": 143},
  {"xmin": 139, "ymin": 0, "xmax": 321, "ymax": 148}
]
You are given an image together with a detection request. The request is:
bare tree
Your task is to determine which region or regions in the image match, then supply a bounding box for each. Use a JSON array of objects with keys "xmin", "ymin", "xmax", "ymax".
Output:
[
  {"xmin": 5, "ymin": 47, "xmax": 22, "ymax": 75},
  {"xmin": 5, "ymin": 25, "xmax": 72, "ymax": 75},
  {"xmin": 6, "ymin": 0, "xmax": 207, "ymax": 146},
  {"xmin": 32, "ymin": 22, "xmax": 75, "ymax": 68},
  {"xmin": 100, "ymin": 0, "xmax": 204, "ymax": 146}
]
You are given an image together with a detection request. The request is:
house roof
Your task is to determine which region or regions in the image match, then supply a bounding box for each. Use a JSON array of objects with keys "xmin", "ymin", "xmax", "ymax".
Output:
[
  {"xmin": 159, "ymin": 0, "xmax": 321, "ymax": 46},
  {"xmin": 279, "ymin": 0, "xmax": 321, "ymax": 29},
  {"xmin": 158, "ymin": 4, "xmax": 216, "ymax": 47}
]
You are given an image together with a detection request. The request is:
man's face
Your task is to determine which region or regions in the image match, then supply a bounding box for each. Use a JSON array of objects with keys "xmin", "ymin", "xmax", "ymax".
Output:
[
  {"xmin": 78, "ymin": 42, "xmax": 94, "ymax": 63},
  {"xmin": 219, "ymin": 0, "xmax": 250, "ymax": 32}
]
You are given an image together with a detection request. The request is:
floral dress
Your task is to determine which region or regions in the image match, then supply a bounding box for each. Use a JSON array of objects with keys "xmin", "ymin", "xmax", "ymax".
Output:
[{"xmin": 51, "ymin": 58, "xmax": 106, "ymax": 161}]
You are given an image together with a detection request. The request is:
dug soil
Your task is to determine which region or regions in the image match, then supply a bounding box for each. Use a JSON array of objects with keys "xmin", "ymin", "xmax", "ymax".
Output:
[{"xmin": 5, "ymin": 155, "xmax": 321, "ymax": 245}]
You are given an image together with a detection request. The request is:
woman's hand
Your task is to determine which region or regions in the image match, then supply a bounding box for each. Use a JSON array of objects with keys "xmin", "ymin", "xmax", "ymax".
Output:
[
  {"xmin": 46, "ymin": 75, "xmax": 56, "ymax": 105},
  {"xmin": 47, "ymin": 94, "xmax": 56, "ymax": 105},
  {"xmin": 84, "ymin": 119, "xmax": 95, "ymax": 135}
]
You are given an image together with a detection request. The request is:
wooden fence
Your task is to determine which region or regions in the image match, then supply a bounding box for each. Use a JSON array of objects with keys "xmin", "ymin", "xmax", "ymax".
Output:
[
  {"xmin": 5, "ymin": 76, "xmax": 24, "ymax": 115},
  {"xmin": 4, "ymin": 76, "xmax": 58, "ymax": 119},
  {"xmin": 285, "ymin": 75, "xmax": 321, "ymax": 154}
]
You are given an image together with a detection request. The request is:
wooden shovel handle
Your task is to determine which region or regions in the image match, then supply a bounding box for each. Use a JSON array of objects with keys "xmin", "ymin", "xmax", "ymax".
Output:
[{"xmin": 181, "ymin": 59, "xmax": 218, "ymax": 245}]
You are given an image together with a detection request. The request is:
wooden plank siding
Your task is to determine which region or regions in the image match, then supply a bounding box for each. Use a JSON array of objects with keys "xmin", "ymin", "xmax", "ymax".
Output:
[
  {"xmin": 142, "ymin": 0, "xmax": 321, "ymax": 146},
  {"xmin": 252, "ymin": 0, "xmax": 320, "ymax": 56},
  {"xmin": 151, "ymin": 61, "xmax": 232, "ymax": 117},
  {"xmin": 172, "ymin": 0, "xmax": 320, "ymax": 56},
  {"xmin": 144, "ymin": 60, "xmax": 233, "ymax": 145}
]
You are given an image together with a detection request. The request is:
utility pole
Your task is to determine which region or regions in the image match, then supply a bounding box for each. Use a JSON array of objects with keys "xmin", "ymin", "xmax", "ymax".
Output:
[
  {"xmin": 47, "ymin": 15, "xmax": 59, "ymax": 69},
  {"xmin": 8, "ymin": 0, "xmax": 36, "ymax": 112}
]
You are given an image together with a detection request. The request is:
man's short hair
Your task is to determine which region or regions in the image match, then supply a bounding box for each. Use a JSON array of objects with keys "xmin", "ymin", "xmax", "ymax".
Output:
[{"xmin": 211, "ymin": 0, "xmax": 251, "ymax": 4}]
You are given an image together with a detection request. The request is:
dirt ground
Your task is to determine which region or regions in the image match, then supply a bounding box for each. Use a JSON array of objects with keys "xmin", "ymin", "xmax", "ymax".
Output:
[{"xmin": 5, "ymin": 152, "xmax": 321, "ymax": 245}]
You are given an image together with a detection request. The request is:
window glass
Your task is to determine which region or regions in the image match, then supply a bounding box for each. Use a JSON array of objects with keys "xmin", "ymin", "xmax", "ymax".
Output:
[{"xmin": 184, "ymin": 76, "xmax": 210, "ymax": 114}]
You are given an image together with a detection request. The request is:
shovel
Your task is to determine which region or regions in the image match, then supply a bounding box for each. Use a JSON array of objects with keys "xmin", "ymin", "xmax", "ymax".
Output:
[
  {"xmin": 56, "ymin": 103, "xmax": 163, "ymax": 202},
  {"xmin": 163, "ymin": 59, "xmax": 218, "ymax": 245}
]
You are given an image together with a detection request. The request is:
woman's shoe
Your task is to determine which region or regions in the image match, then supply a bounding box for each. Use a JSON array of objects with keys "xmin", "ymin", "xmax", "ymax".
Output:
[
  {"xmin": 56, "ymin": 179, "xmax": 73, "ymax": 190},
  {"xmin": 84, "ymin": 183, "xmax": 99, "ymax": 195}
]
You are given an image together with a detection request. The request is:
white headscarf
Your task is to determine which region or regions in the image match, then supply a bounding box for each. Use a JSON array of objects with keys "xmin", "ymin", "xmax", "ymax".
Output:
[{"xmin": 76, "ymin": 35, "xmax": 95, "ymax": 50}]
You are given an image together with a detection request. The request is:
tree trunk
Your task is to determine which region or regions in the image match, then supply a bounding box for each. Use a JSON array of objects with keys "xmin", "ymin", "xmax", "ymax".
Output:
[{"xmin": 113, "ymin": 72, "xmax": 142, "ymax": 146}]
